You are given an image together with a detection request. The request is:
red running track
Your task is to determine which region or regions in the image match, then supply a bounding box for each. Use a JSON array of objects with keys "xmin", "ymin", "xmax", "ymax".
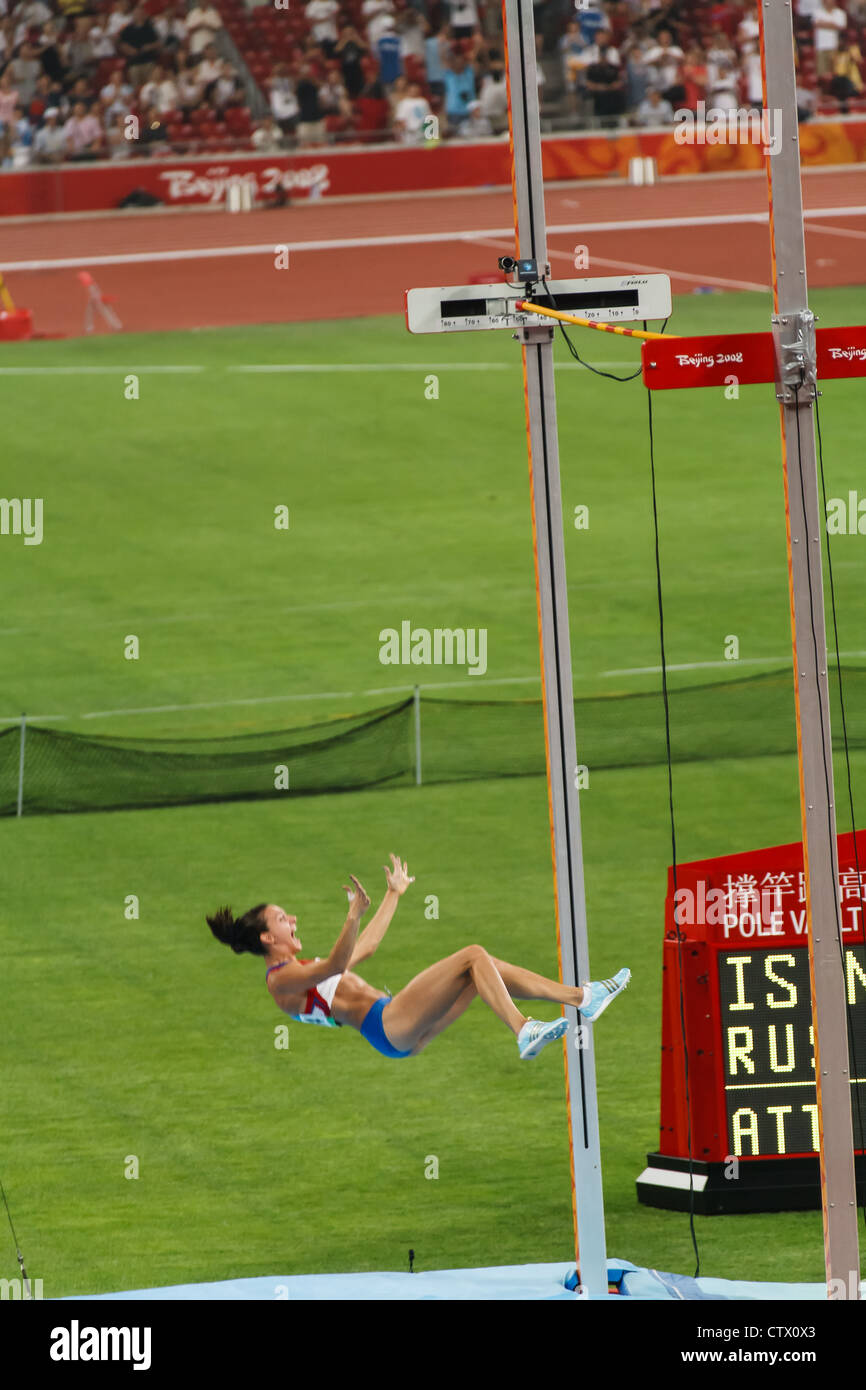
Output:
[{"xmin": 3, "ymin": 167, "xmax": 866, "ymax": 338}]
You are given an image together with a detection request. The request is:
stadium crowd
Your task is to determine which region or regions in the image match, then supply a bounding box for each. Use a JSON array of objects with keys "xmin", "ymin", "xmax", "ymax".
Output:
[{"xmin": 0, "ymin": 0, "xmax": 864, "ymax": 164}]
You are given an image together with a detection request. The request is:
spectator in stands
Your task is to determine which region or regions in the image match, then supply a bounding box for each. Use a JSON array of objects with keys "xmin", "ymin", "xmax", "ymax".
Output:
[
  {"xmin": 0, "ymin": 68, "xmax": 19, "ymax": 124},
  {"xmin": 141, "ymin": 60, "xmax": 180, "ymax": 113},
  {"xmin": 29, "ymin": 71, "xmax": 56, "ymax": 120},
  {"xmin": 358, "ymin": 51, "xmax": 384, "ymax": 97},
  {"xmin": 583, "ymin": 27, "xmax": 621, "ymax": 67},
  {"xmin": 89, "ymin": 15, "xmax": 117, "ymax": 60},
  {"xmin": 396, "ymin": 8, "xmax": 426, "ymax": 63},
  {"xmin": 66, "ymin": 17, "xmax": 97, "ymax": 82},
  {"xmin": 268, "ymin": 62, "xmax": 299, "ymax": 132},
  {"xmin": 14, "ymin": 0, "xmax": 52, "ymax": 30},
  {"xmin": 680, "ymin": 45, "xmax": 709, "ymax": 109},
  {"xmin": 449, "ymin": 0, "xmax": 480, "ymax": 41},
  {"xmin": 63, "ymin": 97, "xmax": 104, "ymax": 157},
  {"xmin": 633, "ymin": 84, "xmax": 674, "ymax": 124},
  {"xmin": 306, "ymin": 0, "xmax": 340, "ymax": 56},
  {"xmin": 100, "ymin": 67, "xmax": 134, "ymax": 121},
  {"xmin": 185, "ymin": 0, "xmax": 222, "ymax": 56},
  {"xmin": 318, "ymin": 68, "xmax": 354, "ymax": 127},
  {"xmin": 8, "ymin": 102, "xmax": 32, "ymax": 163},
  {"xmin": 812, "ymin": 1, "xmax": 848, "ymax": 76},
  {"xmin": 177, "ymin": 52, "xmax": 203, "ymax": 112},
  {"xmin": 560, "ymin": 18, "xmax": 591, "ymax": 113},
  {"xmin": 363, "ymin": 0, "xmax": 396, "ymax": 48},
  {"xmin": 457, "ymin": 96, "xmax": 492, "ymax": 136},
  {"xmin": 117, "ymin": 3, "xmax": 161, "ymax": 87},
  {"xmin": 376, "ymin": 14, "xmax": 402, "ymax": 88},
  {"xmin": 796, "ymin": 77, "xmax": 817, "ymax": 118},
  {"xmin": 737, "ymin": 4, "xmax": 761, "ymax": 50},
  {"xmin": 442, "ymin": 48, "xmax": 476, "ymax": 130},
  {"xmin": 139, "ymin": 102, "xmax": 168, "ymax": 148},
  {"xmin": 576, "ymin": 0, "xmax": 607, "ymax": 45},
  {"xmin": 387, "ymin": 71, "xmax": 408, "ymax": 112},
  {"xmin": 106, "ymin": 108, "xmax": 132, "ymax": 157},
  {"xmin": 707, "ymin": 59, "xmax": 740, "ymax": 109},
  {"xmin": 335, "ymin": 22, "xmax": 368, "ymax": 97},
  {"xmin": 37, "ymin": 21, "xmax": 67, "ymax": 86},
  {"xmin": 251, "ymin": 113, "xmax": 285, "ymax": 151},
  {"xmin": 645, "ymin": 27, "xmax": 684, "ymax": 106},
  {"xmin": 154, "ymin": 3, "xmax": 188, "ymax": 52},
  {"xmin": 423, "ymin": 19, "xmax": 452, "ymax": 98},
  {"xmin": 478, "ymin": 56, "xmax": 508, "ymax": 132},
  {"xmin": 393, "ymin": 76, "xmax": 432, "ymax": 141},
  {"xmin": 106, "ymin": 0, "xmax": 134, "ymax": 42},
  {"xmin": 296, "ymin": 60, "xmax": 325, "ymax": 143},
  {"xmin": 196, "ymin": 41, "xmax": 222, "ymax": 98},
  {"xmin": 830, "ymin": 36, "xmax": 863, "ymax": 108},
  {"xmin": 63, "ymin": 74, "xmax": 93, "ymax": 115},
  {"xmin": 622, "ymin": 26, "xmax": 654, "ymax": 110},
  {"xmin": 32, "ymin": 103, "xmax": 66, "ymax": 160},
  {"xmin": 705, "ymin": 26, "xmax": 737, "ymax": 86},
  {"xmin": 583, "ymin": 49, "xmax": 626, "ymax": 125},
  {"xmin": 7, "ymin": 39, "xmax": 41, "ymax": 105},
  {"xmin": 213, "ymin": 59, "xmax": 242, "ymax": 110}
]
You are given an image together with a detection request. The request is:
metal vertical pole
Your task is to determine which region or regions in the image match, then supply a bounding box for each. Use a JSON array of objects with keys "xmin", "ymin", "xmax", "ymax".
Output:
[
  {"xmin": 16, "ymin": 713, "xmax": 26, "ymax": 818},
  {"xmin": 759, "ymin": 0, "xmax": 860, "ymax": 1296},
  {"xmin": 413, "ymin": 685, "xmax": 422, "ymax": 787},
  {"xmin": 502, "ymin": 0, "xmax": 607, "ymax": 1297}
]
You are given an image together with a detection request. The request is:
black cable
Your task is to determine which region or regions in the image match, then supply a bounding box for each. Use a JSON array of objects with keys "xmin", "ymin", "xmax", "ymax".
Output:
[
  {"xmin": 0, "ymin": 1166, "xmax": 30, "ymax": 1298},
  {"xmin": 540, "ymin": 276, "xmax": 665, "ymax": 381},
  {"xmin": 813, "ymin": 389, "xmax": 866, "ymax": 1226},
  {"xmin": 646, "ymin": 386, "xmax": 700, "ymax": 1278}
]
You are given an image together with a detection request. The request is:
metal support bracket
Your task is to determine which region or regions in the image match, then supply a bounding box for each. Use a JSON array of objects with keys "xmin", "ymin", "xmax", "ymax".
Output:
[
  {"xmin": 515, "ymin": 325, "xmax": 555, "ymax": 345},
  {"xmin": 772, "ymin": 308, "xmax": 818, "ymax": 403}
]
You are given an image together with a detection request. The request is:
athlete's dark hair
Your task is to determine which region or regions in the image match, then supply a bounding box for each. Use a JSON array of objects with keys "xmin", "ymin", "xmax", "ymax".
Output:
[{"xmin": 207, "ymin": 903, "xmax": 269, "ymax": 957}]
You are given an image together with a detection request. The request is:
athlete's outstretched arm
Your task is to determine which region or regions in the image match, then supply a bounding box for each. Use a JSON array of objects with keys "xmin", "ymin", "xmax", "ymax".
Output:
[
  {"xmin": 349, "ymin": 854, "xmax": 414, "ymax": 965},
  {"xmin": 326, "ymin": 875, "xmax": 371, "ymax": 974}
]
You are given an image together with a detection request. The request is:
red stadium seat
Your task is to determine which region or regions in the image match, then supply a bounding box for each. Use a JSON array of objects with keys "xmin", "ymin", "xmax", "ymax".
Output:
[{"xmin": 354, "ymin": 96, "xmax": 389, "ymax": 130}]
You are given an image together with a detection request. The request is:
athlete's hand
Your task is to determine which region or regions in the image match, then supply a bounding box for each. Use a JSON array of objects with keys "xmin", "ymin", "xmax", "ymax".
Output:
[
  {"xmin": 384, "ymin": 853, "xmax": 415, "ymax": 896},
  {"xmin": 343, "ymin": 874, "xmax": 370, "ymax": 914}
]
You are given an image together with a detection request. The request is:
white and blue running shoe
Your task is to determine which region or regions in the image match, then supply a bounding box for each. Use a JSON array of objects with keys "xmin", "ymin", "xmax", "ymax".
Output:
[
  {"xmin": 517, "ymin": 1016, "xmax": 568, "ymax": 1060},
  {"xmin": 578, "ymin": 968, "xmax": 631, "ymax": 1023}
]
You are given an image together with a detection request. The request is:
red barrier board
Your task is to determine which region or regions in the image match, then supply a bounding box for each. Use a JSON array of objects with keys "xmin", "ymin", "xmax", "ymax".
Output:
[
  {"xmin": 642, "ymin": 324, "xmax": 866, "ymax": 389},
  {"xmin": 642, "ymin": 330, "xmax": 776, "ymax": 389},
  {"xmin": 659, "ymin": 830, "xmax": 866, "ymax": 1166},
  {"xmin": 1, "ymin": 118, "xmax": 865, "ymax": 217}
]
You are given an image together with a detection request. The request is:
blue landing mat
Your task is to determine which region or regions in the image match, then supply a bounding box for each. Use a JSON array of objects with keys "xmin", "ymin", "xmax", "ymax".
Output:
[{"xmin": 62, "ymin": 1259, "xmax": 854, "ymax": 1300}]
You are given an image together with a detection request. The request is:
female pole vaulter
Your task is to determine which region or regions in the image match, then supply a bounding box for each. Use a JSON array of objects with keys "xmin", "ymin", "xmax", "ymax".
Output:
[{"xmin": 207, "ymin": 855, "xmax": 630, "ymax": 1060}]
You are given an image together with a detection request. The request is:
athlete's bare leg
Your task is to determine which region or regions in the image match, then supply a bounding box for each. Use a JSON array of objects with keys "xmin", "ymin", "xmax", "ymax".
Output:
[
  {"xmin": 383, "ymin": 945, "xmax": 528, "ymax": 1052},
  {"xmin": 383, "ymin": 946, "xmax": 585, "ymax": 1053},
  {"xmin": 490, "ymin": 958, "xmax": 584, "ymax": 1008}
]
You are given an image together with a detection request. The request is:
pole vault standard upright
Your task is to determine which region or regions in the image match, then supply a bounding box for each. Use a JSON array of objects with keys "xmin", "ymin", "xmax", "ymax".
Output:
[
  {"xmin": 501, "ymin": 0, "xmax": 606, "ymax": 1295},
  {"xmin": 759, "ymin": 0, "xmax": 861, "ymax": 1295}
]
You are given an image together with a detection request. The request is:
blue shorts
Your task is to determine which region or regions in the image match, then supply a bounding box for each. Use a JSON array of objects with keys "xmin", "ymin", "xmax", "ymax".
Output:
[{"xmin": 361, "ymin": 996, "xmax": 413, "ymax": 1060}]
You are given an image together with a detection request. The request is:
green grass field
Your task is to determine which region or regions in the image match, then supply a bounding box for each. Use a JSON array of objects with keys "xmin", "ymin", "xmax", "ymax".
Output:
[{"xmin": 2, "ymin": 288, "xmax": 865, "ymax": 1296}]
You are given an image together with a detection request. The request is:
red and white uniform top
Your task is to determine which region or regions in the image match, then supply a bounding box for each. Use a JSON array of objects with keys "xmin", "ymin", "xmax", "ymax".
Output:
[{"xmin": 266, "ymin": 957, "xmax": 343, "ymax": 1028}]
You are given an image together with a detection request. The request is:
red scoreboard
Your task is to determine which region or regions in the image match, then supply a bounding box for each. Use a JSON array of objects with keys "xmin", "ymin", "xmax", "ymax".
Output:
[{"xmin": 637, "ymin": 830, "xmax": 866, "ymax": 1213}]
